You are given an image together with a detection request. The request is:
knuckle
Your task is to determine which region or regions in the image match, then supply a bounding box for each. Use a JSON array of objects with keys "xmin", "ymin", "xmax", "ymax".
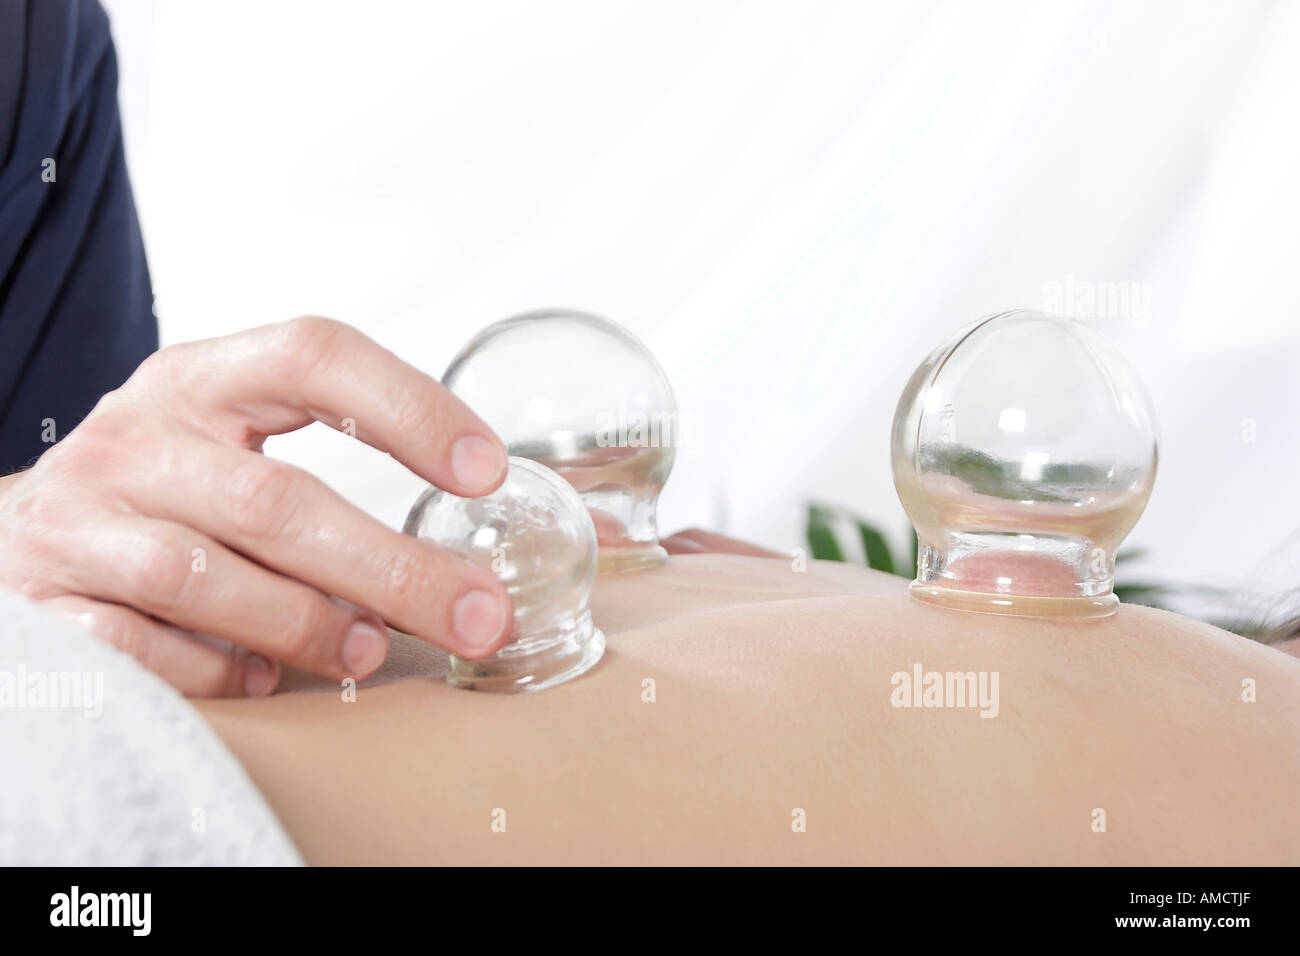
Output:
[
  {"xmin": 40, "ymin": 414, "xmax": 127, "ymax": 480},
  {"xmin": 7, "ymin": 477, "xmax": 70, "ymax": 539},
  {"xmin": 277, "ymin": 595, "xmax": 333, "ymax": 659},
  {"xmin": 0, "ymin": 499, "xmax": 61, "ymax": 594},
  {"xmin": 274, "ymin": 316, "xmax": 350, "ymax": 378},
  {"xmin": 88, "ymin": 607, "xmax": 154, "ymax": 671},
  {"xmin": 133, "ymin": 346, "xmax": 171, "ymax": 378},
  {"xmin": 8, "ymin": 531, "xmax": 59, "ymax": 590},
  {"xmin": 123, "ymin": 532, "xmax": 195, "ymax": 612},
  {"xmin": 284, "ymin": 314, "xmax": 344, "ymax": 340},
  {"xmin": 131, "ymin": 341, "xmax": 190, "ymax": 389},
  {"xmin": 222, "ymin": 459, "xmax": 302, "ymax": 541},
  {"xmin": 376, "ymin": 546, "xmax": 441, "ymax": 618},
  {"xmin": 4, "ymin": 518, "xmax": 87, "ymax": 601}
]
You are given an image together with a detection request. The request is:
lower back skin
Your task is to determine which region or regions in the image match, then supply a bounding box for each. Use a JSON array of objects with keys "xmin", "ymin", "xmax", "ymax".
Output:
[{"xmin": 197, "ymin": 554, "xmax": 1300, "ymax": 865}]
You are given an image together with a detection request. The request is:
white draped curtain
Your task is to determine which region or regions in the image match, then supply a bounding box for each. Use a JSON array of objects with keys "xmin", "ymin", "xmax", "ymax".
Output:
[{"xmin": 105, "ymin": 0, "xmax": 1300, "ymax": 600}]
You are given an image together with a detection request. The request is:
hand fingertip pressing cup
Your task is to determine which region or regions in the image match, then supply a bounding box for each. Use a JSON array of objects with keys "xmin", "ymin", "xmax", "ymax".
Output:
[
  {"xmin": 441, "ymin": 308, "xmax": 677, "ymax": 573},
  {"xmin": 891, "ymin": 310, "xmax": 1159, "ymax": 619},
  {"xmin": 404, "ymin": 456, "xmax": 605, "ymax": 692}
]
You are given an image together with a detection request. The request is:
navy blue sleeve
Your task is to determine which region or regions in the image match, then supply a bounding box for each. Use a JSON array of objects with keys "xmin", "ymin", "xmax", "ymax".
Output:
[{"xmin": 0, "ymin": 0, "xmax": 157, "ymax": 472}]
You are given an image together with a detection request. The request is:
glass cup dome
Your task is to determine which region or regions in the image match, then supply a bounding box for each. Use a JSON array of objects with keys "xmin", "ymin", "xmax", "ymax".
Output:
[
  {"xmin": 891, "ymin": 310, "xmax": 1159, "ymax": 618},
  {"xmin": 403, "ymin": 456, "xmax": 605, "ymax": 692},
  {"xmin": 442, "ymin": 308, "xmax": 677, "ymax": 573}
]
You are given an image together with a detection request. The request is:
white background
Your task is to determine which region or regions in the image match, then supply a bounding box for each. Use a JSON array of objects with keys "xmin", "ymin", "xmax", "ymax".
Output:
[{"xmin": 101, "ymin": 0, "xmax": 1300, "ymax": 602}]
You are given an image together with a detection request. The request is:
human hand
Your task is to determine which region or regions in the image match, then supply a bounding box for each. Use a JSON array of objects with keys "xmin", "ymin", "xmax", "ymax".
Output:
[{"xmin": 0, "ymin": 318, "xmax": 514, "ymax": 697}]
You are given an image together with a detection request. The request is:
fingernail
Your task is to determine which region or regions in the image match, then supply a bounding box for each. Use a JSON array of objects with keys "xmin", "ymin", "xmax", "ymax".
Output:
[
  {"xmin": 243, "ymin": 654, "xmax": 277, "ymax": 697},
  {"xmin": 451, "ymin": 435, "xmax": 506, "ymax": 493},
  {"xmin": 342, "ymin": 620, "xmax": 389, "ymax": 675},
  {"xmin": 453, "ymin": 589, "xmax": 510, "ymax": 654}
]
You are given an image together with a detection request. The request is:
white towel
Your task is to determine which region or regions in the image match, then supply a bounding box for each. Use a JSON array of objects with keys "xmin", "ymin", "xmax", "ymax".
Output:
[{"xmin": 0, "ymin": 587, "xmax": 300, "ymax": 865}]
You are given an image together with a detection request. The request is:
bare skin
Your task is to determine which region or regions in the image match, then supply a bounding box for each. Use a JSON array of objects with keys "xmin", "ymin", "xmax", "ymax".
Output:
[{"xmin": 198, "ymin": 553, "xmax": 1300, "ymax": 865}]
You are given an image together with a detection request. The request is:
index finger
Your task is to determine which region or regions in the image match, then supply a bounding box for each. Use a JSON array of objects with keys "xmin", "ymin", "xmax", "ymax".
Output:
[{"xmin": 165, "ymin": 316, "xmax": 507, "ymax": 497}]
